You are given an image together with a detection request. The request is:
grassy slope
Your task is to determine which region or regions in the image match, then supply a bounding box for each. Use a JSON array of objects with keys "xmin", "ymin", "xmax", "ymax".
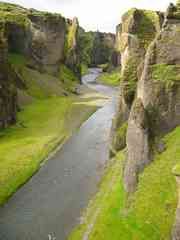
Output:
[
  {"xmin": 0, "ymin": 53, "xmax": 101, "ymax": 205},
  {"xmin": 0, "ymin": 96, "xmax": 98, "ymax": 205},
  {"xmin": 97, "ymin": 68, "xmax": 121, "ymax": 87},
  {"xmin": 69, "ymin": 126, "xmax": 180, "ymax": 240}
]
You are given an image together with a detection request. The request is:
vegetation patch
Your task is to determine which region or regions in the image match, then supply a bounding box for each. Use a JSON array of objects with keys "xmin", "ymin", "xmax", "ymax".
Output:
[
  {"xmin": 172, "ymin": 163, "xmax": 180, "ymax": 176},
  {"xmin": 122, "ymin": 8, "xmax": 161, "ymax": 49},
  {"xmin": 81, "ymin": 63, "xmax": 89, "ymax": 76},
  {"xmin": 151, "ymin": 63, "xmax": 180, "ymax": 87},
  {"xmin": 136, "ymin": 10, "xmax": 161, "ymax": 49},
  {"xmin": 121, "ymin": 57, "xmax": 138, "ymax": 105},
  {"xmin": 0, "ymin": 94, "xmax": 99, "ymax": 206},
  {"xmin": 69, "ymin": 126, "xmax": 180, "ymax": 240},
  {"xmin": 0, "ymin": 3, "xmax": 30, "ymax": 27},
  {"xmin": 97, "ymin": 68, "xmax": 121, "ymax": 87},
  {"xmin": 59, "ymin": 64, "xmax": 79, "ymax": 92},
  {"xmin": 114, "ymin": 122, "xmax": 128, "ymax": 151},
  {"xmin": 8, "ymin": 53, "xmax": 27, "ymax": 68}
]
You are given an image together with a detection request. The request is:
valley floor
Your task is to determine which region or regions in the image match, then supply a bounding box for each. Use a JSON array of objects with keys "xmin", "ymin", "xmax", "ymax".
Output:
[{"xmin": 0, "ymin": 91, "xmax": 105, "ymax": 206}]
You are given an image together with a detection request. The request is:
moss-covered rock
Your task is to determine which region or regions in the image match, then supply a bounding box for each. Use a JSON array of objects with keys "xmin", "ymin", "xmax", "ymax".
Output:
[
  {"xmin": 111, "ymin": 8, "xmax": 163, "ymax": 155},
  {"xmin": 0, "ymin": 22, "xmax": 22, "ymax": 128},
  {"xmin": 123, "ymin": 1, "xmax": 180, "ymax": 195},
  {"xmin": 65, "ymin": 18, "xmax": 81, "ymax": 81}
]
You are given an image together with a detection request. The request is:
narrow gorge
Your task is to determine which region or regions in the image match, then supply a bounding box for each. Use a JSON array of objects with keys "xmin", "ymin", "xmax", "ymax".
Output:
[{"xmin": 0, "ymin": 1, "xmax": 179, "ymax": 240}]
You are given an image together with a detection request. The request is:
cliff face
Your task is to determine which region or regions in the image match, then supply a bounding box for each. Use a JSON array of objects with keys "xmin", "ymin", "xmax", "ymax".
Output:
[
  {"xmin": 78, "ymin": 29, "xmax": 115, "ymax": 67},
  {"xmin": 125, "ymin": 5, "xmax": 180, "ymax": 194},
  {"xmin": 0, "ymin": 21, "xmax": 22, "ymax": 128},
  {"xmin": 110, "ymin": 9, "xmax": 163, "ymax": 155},
  {"xmin": 91, "ymin": 31, "xmax": 115, "ymax": 66},
  {"xmin": 111, "ymin": 1, "xmax": 180, "ymax": 220},
  {"xmin": 0, "ymin": 2, "xmax": 81, "ymax": 129}
]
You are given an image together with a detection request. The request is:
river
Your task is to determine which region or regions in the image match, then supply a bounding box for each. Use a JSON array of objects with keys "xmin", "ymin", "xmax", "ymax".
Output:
[{"xmin": 0, "ymin": 68, "xmax": 118, "ymax": 240}]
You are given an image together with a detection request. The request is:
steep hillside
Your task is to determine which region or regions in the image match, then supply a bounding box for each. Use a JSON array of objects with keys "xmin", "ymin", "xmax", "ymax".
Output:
[{"xmin": 0, "ymin": 2, "xmax": 81, "ymax": 129}]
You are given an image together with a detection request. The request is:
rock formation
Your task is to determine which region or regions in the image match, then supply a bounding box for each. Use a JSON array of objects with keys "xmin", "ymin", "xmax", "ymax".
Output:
[
  {"xmin": 0, "ymin": 2, "xmax": 81, "ymax": 129},
  {"xmin": 111, "ymin": 6, "xmax": 180, "ymax": 238},
  {"xmin": 110, "ymin": 8, "xmax": 163, "ymax": 156},
  {"xmin": 0, "ymin": 21, "xmax": 19, "ymax": 128},
  {"xmin": 124, "ymin": 98, "xmax": 150, "ymax": 193},
  {"xmin": 91, "ymin": 31, "xmax": 115, "ymax": 66},
  {"xmin": 78, "ymin": 29, "xmax": 115, "ymax": 67}
]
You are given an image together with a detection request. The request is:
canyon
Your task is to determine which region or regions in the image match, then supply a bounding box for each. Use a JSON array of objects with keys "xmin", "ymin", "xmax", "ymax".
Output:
[{"xmin": 0, "ymin": 1, "xmax": 180, "ymax": 240}]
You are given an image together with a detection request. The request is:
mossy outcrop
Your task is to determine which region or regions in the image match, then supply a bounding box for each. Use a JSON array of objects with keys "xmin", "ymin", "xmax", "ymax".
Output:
[
  {"xmin": 113, "ymin": 0, "xmax": 180, "ymax": 199},
  {"xmin": 0, "ymin": 21, "xmax": 23, "ymax": 128},
  {"xmin": 78, "ymin": 29, "xmax": 115, "ymax": 68},
  {"xmin": 121, "ymin": 4, "xmax": 180, "ymax": 195},
  {"xmin": 110, "ymin": 8, "xmax": 163, "ymax": 156}
]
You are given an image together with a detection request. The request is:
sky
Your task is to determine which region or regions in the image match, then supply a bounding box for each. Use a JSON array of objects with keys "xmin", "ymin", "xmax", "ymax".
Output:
[{"xmin": 1, "ymin": 0, "xmax": 176, "ymax": 33}]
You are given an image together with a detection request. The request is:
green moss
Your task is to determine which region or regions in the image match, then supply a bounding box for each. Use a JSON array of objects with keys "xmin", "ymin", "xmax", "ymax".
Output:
[
  {"xmin": 8, "ymin": 53, "xmax": 26, "ymax": 68},
  {"xmin": 0, "ymin": 3, "xmax": 30, "ymax": 27},
  {"xmin": 59, "ymin": 64, "xmax": 79, "ymax": 92},
  {"xmin": 136, "ymin": 10, "xmax": 161, "ymax": 49},
  {"xmin": 20, "ymin": 66, "xmax": 69, "ymax": 99},
  {"xmin": 81, "ymin": 64, "xmax": 89, "ymax": 76},
  {"xmin": 69, "ymin": 126, "xmax": 180, "ymax": 240},
  {"xmin": 0, "ymin": 95, "xmax": 99, "ymax": 205},
  {"xmin": 151, "ymin": 64, "xmax": 180, "ymax": 88},
  {"xmin": 121, "ymin": 57, "xmax": 138, "ymax": 105},
  {"xmin": 117, "ymin": 122, "xmax": 128, "ymax": 141},
  {"xmin": 172, "ymin": 164, "xmax": 180, "ymax": 176},
  {"xmin": 114, "ymin": 122, "xmax": 128, "ymax": 151},
  {"xmin": 122, "ymin": 9, "xmax": 160, "ymax": 49},
  {"xmin": 98, "ymin": 63, "xmax": 109, "ymax": 72},
  {"xmin": 97, "ymin": 68, "xmax": 121, "ymax": 87}
]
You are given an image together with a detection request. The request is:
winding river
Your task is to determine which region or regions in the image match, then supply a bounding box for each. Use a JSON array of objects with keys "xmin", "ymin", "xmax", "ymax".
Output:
[{"xmin": 0, "ymin": 69, "xmax": 118, "ymax": 240}]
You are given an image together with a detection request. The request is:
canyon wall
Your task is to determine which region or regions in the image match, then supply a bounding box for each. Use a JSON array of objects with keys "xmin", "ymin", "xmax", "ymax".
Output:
[
  {"xmin": 78, "ymin": 29, "xmax": 115, "ymax": 67},
  {"xmin": 0, "ymin": 2, "xmax": 81, "ymax": 128},
  {"xmin": 111, "ymin": 2, "xmax": 180, "ymax": 238},
  {"xmin": 110, "ymin": 8, "xmax": 164, "ymax": 156}
]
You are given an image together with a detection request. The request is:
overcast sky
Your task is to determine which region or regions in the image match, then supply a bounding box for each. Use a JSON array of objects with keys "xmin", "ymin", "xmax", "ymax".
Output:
[{"xmin": 1, "ymin": 0, "xmax": 176, "ymax": 32}]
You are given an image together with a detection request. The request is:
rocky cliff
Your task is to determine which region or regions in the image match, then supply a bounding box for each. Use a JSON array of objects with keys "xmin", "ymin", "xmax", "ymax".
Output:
[
  {"xmin": 0, "ymin": 2, "xmax": 81, "ymax": 129},
  {"xmin": 91, "ymin": 31, "xmax": 115, "ymax": 66},
  {"xmin": 110, "ymin": 8, "xmax": 164, "ymax": 155},
  {"xmin": 78, "ymin": 29, "xmax": 115, "ymax": 67},
  {"xmin": 111, "ymin": 2, "xmax": 180, "ymax": 238},
  {"xmin": 125, "ymin": 4, "xmax": 180, "ymax": 194}
]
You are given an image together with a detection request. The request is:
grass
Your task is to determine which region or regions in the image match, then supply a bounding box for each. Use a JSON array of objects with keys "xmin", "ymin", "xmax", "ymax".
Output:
[
  {"xmin": 81, "ymin": 64, "xmax": 89, "ymax": 76},
  {"xmin": 0, "ymin": 95, "xmax": 99, "ymax": 206},
  {"xmin": 97, "ymin": 68, "xmax": 121, "ymax": 87},
  {"xmin": 8, "ymin": 53, "xmax": 79, "ymax": 98},
  {"xmin": 8, "ymin": 53, "xmax": 27, "ymax": 70},
  {"xmin": 69, "ymin": 126, "xmax": 180, "ymax": 240},
  {"xmin": 151, "ymin": 64, "xmax": 180, "ymax": 87}
]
